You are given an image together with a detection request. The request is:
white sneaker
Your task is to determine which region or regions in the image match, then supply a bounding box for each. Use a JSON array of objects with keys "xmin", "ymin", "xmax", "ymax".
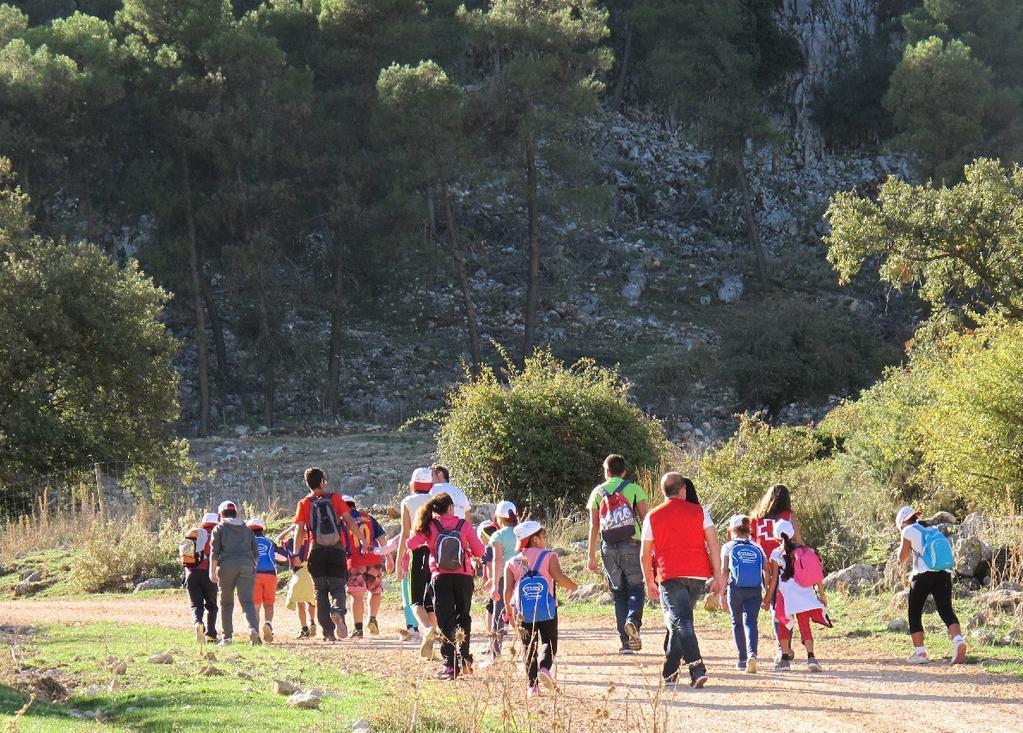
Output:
[
  {"xmin": 538, "ymin": 667, "xmax": 558, "ymax": 693},
  {"xmin": 262, "ymin": 622, "xmax": 273, "ymax": 644},
  {"xmin": 194, "ymin": 622, "xmax": 205, "ymax": 645},
  {"xmin": 420, "ymin": 628, "xmax": 438, "ymax": 659},
  {"xmin": 907, "ymin": 652, "xmax": 929, "ymax": 665},
  {"xmin": 952, "ymin": 640, "xmax": 967, "ymax": 665},
  {"xmin": 745, "ymin": 656, "xmax": 758, "ymax": 674}
]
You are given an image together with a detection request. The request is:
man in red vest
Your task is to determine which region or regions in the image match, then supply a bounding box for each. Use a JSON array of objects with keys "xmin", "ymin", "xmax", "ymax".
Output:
[{"xmin": 640, "ymin": 472, "xmax": 722, "ymax": 688}]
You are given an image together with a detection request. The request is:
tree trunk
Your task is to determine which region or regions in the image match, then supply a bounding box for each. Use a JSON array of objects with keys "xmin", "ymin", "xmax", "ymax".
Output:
[
  {"xmin": 522, "ymin": 132, "xmax": 540, "ymax": 359},
  {"xmin": 203, "ymin": 278, "xmax": 228, "ymax": 379},
  {"xmin": 612, "ymin": 25, "xmax": 633, "ymax": 110},
  {"xmin": 443, "ymin": 187, "xmax": 481, "ymax": 373},
  {"xmin": 179, "ymin": 149, "xmax": 210, "ymax": 437},
  {"xmin": 324, "ymin": 227, "xmax": 344, "ymax": 419},
  {"xmin": 734, "ymin": 155, "xmax": 770, "ymax": 290}
]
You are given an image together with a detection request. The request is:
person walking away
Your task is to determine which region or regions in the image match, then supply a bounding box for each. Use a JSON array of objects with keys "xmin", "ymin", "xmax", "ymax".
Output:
[
  {"xmin": 407, "ymin": 492, "xmax": 486, "ymax": 680},
  {"xmin": 640, "ymin": 474, "xmax": 721, "ymax": 688},
  {"xmin": 287, "ymin": 467, "xmax": 367, "ymax": 642},
  {"xmin": 750, "ymin": 483, "xmax": 802, "ymax": 660},
  {"xmin": 587, "ymin": 454, "xmax": 649, "ymax": 653},
  {"xmin": 278, "ymin": 532, "xmax": 316, "ymax": 638},
  {"xmin": 720, "ymin": 514, "xmax": 766, "ymax": 673},
  {"xmin": 429, "ymin": 464, "xmax": 473, "ymax": 521},
  {"xmin": 397, "ymin": 467, "xmax": 439, "ymax": 649},
  {"xmin": 504, "ymin": 520, "xmax": 578, "ymax": 698},
  {"xmin": 247, "ymin": 518, "xmax": 286, "ymax": 643},
  {"xmin": 342, "ymin": 495, "xmax": 388, "ymax": 639},
  {"xmin": 488, "ymin": 501, "xmax": 519, "ymax": 657},
  {"xmin": 180, "ymin": 512, "xmax": 220, "ymax": 643},
  {"xmin": 896, "ymin": 506, "xmax": 966, "ymax": 664},
  {"xmin": 761, "ymin": 519, "xmax": 830, "ymax": 672},
  {"xmin": 209, "ymin": 500, "xmax": 261, "ymax": 646}
]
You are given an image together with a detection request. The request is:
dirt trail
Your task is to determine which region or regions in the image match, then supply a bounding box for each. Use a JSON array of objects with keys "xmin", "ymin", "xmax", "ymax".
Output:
[{"xmin": 1, "ymin": 596, "xmax": 1020, "ymax": 732}]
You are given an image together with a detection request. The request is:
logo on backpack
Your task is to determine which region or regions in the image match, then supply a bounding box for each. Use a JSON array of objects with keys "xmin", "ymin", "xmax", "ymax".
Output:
[
  {"xmin": 916, "ymin": 524, "xmax": 955, "ymax": 571},
  {"xmin": 179, "ymin": 527, "xmax": 206, "ymax": 568},
  {"xmin": 310, "ymin": 494, "xmax": 342, "ymax": 548},
  {"xmin": 517, "ymin": 550, "xmax": 556, "ymax": 623},
  {"xmin": 434, "ymin": 518, "xmax": 467, "ymax": 571},
  {"xmin": 729, "ymin": 540, "xmax": 765, "ymax": 588},
  {"xmin": 598, "ymin": 479, "xmax": 638, "ymax": 545},
  {"xmin": 792, "ymin": 545, "xmax": 825, "ymax": 587}
]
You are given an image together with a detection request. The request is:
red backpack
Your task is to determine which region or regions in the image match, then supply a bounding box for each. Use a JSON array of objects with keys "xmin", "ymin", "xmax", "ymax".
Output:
[
  {"xmin": 792, "ymin": 545, "xmax": 825, "ymax": 587},
  {"xmin": 598, "ymin": 479, "xmax": 638, "ymax": 545}
]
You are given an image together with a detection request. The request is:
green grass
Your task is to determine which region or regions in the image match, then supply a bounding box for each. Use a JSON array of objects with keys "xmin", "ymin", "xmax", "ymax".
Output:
[
  {"xmin": 0, "ymin": 550, "xmax": 73, "ymax": 599},
  {"xmin": 2, "ymin": 622, "xmax": 383, "ymax": 732}
]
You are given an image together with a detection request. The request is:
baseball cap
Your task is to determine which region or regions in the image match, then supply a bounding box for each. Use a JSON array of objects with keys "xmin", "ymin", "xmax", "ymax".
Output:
[
  {"xmin": 896, "ymin": 506, "xmax": 921, "ymax": 529},
  {"xmin": 342, "ymin": 494, "xmax": 356, "ymax": 505},
  {"xmin": 728, "ymin": 514, "xmax": 749, "ymax": 531},
  {"xmin": 201, "ymin": 512, "xmax": 219, "ymax": 526},
  {"xmin": 513, "ymin": 520, "xmax": 544, "ymax": 549},
  {"xmin": 217, "ymin": 500, "xmax": 237, "ymax": 514},
  {"xmin": 410, "ymin": 466, "xmax": 433, "ymax": 493},
  {"xmin": 246, "ymin": 517, "xmax": 265, "ymax": 530},
  {"xmin": 773, "ymin": 518, "xmax": 795, "ymax": 541},
  {"xmin": 495, "ymin": 500, "xmax": 517, "ymax": 519}
]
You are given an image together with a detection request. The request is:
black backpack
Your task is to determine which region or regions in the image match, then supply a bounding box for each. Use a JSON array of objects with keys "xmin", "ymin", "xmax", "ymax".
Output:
[{"xmin": 433, "ymin": 518, "xmax": 466, "ymax": 571}]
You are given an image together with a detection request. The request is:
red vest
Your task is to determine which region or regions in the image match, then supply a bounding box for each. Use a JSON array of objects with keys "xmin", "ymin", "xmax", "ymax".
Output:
[{"xmin": 648, "ymin": 497, "xmax": 713, "ymax": 581}]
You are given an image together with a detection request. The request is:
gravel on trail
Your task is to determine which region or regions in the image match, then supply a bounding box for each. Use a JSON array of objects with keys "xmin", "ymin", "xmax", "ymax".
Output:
[{"xmin": 1, "ymin": 596, "xmax": 1019, "ymax": 733}]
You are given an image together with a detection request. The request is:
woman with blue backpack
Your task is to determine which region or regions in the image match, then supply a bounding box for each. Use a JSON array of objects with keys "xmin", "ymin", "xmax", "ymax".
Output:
[
  {"xmin": 504, "ymin": 520, "xmax": 578, "ymax": 698},
  {"xmin": 896, "ymin": 506, "xmax": 966, "ymax": 665},
  {"xmin": 720, "ymin": 514, "xmax": 767, "ymax": 674}
]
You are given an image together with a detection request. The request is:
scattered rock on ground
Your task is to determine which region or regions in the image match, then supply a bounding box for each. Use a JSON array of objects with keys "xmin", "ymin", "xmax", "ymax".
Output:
[
  {"xmin": 273, "ymin": 679, "xmax": 298, "ymax": 696},
  {"xmin": 824, "ymin": 564, "xmax": 881, "ymax": 594},
  {"xmin": 887, "ymin": 618, "xmax": 910, "ymax": 634},
  {"xmin": 894, "ymin": 589, "xmax": 935, "ymax": 614},
  {"xmin": 200, "ymin": 664, "xmax": 224, "ymax": 676},
  {"xmin": 286, "ymin": 691, "xmax": 321, "ymax": 709},
  {"xmin": 975, "ymin": 589, "xmax": 1023, "ymax": 614},
  {"xmin": 965, "ymin": 612, "xmax": 987, "ymax": 630},
  {"xmin": 110, "ymin": 660, "xmax": 128, "ymax": 675},
  {"xmin": 352, "ymin": 720, "xmax": 372, "ymax": 733},
  {"xmin": 970, "ymin": 629, "xmax": 998, "ymax": 645},
  {"xmin": 135, "ymin": 578, "xmax": 175, "ymax": 592},
  {"xmin": 147, "ymin": 653, "xmax": 174, "ymax": 664},
  {"xmin": 14, "ymin": 580, "xmax": 42, "ymax": 597},
  {"xmin": 717, "ymin": 273, "xmax": 744, "ymax": 304}
]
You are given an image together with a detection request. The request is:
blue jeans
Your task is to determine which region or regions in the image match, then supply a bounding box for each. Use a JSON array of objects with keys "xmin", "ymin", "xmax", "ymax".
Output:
[
  {"xmin": 727, "ymin": 584, "xmax": 762, "ymax": 661},
  {"xmin": 600, "ymin": 541, "xmax": 645, "ymax": 646},
  {"xmin": 659, "ymin": 577, "xmax": 705, "ymax": 683}
]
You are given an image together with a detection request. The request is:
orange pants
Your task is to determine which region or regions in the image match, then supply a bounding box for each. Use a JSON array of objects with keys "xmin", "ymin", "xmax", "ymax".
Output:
[{"xmin": 253, "ymin": 573, "xmax": 277, "ymax": 606}]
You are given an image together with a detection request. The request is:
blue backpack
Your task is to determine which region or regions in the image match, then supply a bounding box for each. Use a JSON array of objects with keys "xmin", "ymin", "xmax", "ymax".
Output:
[
  {"xmin": 255, "ymin": 536, "xmax": 277, "ymax": 574},
  {"xmin": 517, "ymin": 551, "xmax": 556, "ymax": 623},
  {"xmin": 728, "ymin": 540, "xmax": 765, "ymax": 588},
  {"xmin": 915, "ymin": 524, "xmax": 955, "ymax": 571}
]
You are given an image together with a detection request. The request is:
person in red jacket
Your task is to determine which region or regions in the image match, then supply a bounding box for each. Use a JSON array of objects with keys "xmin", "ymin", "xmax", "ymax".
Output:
[{"xmin": 640, "ymin": 473, "xmax": 722, "ymax": 689}]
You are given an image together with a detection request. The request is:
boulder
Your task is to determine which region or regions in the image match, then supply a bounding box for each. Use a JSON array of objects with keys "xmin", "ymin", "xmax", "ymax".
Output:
[
  {"xmin": 887, "ymin": 618, "xmax": 910, "ymax": 634},
  {"xmin": 19, "ymin": 570, "xmax": 43, "ymax": 582},
  {"xmin": 975, "ymin": 589, "xmax": 1023, "ymax": 614},
  {"xmin": 952, "ymin": 535, "xmax": 992, "ymax": 579},
  {"xmin": 273, "ymin": 679, "xmax": 298, "ymax": 696},
  {"xmin": 823, "ymin": 564, "xmax": 881, "ymax": 594},
  {"xmin": 371, "ymin": 504, "xmax": 400, "ymax": 519},
  {"xmin": 147, "ymin": 653, "xmax": 174, "ymax": 664},
  {"xmin": 965, "ymin": 612, "xmax": 987, "ymax": 630},
  {"xmin": 958, "ymin": 512, "xmax": 987, "ymax": 540},
  {"xmin": 14, "ymin": 580, "xmax": 41, "ymax": 597},
  {"xmin": 200, "ymin": 665, "xmax": 224, "ymax": 677},
  {"xmin": 286, "ymin": 691, "xmax": 321, "ymax": 709},
  {"xmin": 924, "ymin": 511, "xmax": 957, "ymax": 526},
  {"xmin": 895, "ymin": 589, "xmax": 935, "ymax": 614},
  {"xmin": 134, "ymin": 578, "xmax": 175, "ymax": 592},
  {"xmin": 717, "ymin": 273, "xmax": 744, "ymax": 304},
  {"xmin": 110, "ymin": 661, "xmax": 128, "ymax": 676},
  {"xmin": 352, "ymin": 720, "xmax": 372, "ymax": 733},
  {"xmin": 970, "ymin": 629, "xmax": 998, "ymax": 645},
  {"xmin": 569, "ymin": 583, "xmax": 601, "ymax": 601}
]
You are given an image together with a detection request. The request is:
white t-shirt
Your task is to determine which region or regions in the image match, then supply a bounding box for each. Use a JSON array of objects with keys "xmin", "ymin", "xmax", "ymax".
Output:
[
  {"xmin": 901, "ymin": 522, "xmax": 950, "ymax": 578},
  {"xmin": 770, "ymin": 548, "xmax": 824, "ymax": 615},
  {"xmin": 640, "ymin": 505, "xmax": 713, "ymax": 541},
  {"xmin": 400, "ymin": 491, "xmax": 433, "ymax": 529},
  {"xmin": 429, "ymin": 483, "xmax": 472, "ymax": 520}
]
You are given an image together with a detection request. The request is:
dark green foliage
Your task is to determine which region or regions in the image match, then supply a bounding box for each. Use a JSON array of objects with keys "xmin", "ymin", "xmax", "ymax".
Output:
[
  {"xmin": 718, "ymin": 295, "xmax": 900, "ymax": 411},
  {"xmin": 435, "ymin": 350, "xmax": 669, "ymax": 511}
]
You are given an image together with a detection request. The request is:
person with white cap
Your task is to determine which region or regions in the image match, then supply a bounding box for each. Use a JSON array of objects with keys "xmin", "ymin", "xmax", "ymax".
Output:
[
  {"xmin": 503, "ymin": 519, "xmax": 578, "ymax": 697},
  {"xmin": 209, "ymin": 500, "xmax": 261, "ymax": 646},
  {"xmin": 896, "ymin": 506, "xmax": 965, "ymax": 664},
  {"xmin": 487, "ymin": 500, "xmax": 519, "ymax": 657},
  {"xmin": 761, "ymin": 518, "xmax": 829, "ymax": 671},
  {"xmin": 182, "ymin": 511, "xmax": 221, "ymax": 644},
  {"xmin": 719, "ymin": 514, "xmax": 767, "ymax": 673},
  {"xmin": 247, "ymin": 517, "xmax": 286, "ymax": 644},
  {"xmin": 397, "ymin": 467, "xmax": 439, "ymax": 647}
]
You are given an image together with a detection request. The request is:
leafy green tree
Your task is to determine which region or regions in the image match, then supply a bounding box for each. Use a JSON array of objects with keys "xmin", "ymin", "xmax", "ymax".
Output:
[
  {"xmin": 826, "ymin": 158, "xmax": 1023, "ymax": 320},
  {"xmin": 460, "ymin": 0, "xmax": 611, "ymax": 358},
  {"xmin": 0, "ymin": 159, "xmax": 185, "ymax": 499}
]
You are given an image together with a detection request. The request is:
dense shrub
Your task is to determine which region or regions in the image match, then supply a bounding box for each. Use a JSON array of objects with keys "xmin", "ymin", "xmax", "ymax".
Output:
[
  {"xmin": 435, "ymin": 350, "xmax": 669, "ymax": 511},
  {"xmin": 717, "ymin": 295, "xmax": 900, "ymax": 411},
  {"xmin": 69, "ymin": 518, "xmax": 180, "ymax": 593}
]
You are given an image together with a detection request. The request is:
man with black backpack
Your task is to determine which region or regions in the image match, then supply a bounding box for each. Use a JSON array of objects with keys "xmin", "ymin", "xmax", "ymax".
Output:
[
  {"xmin": 288, "ymin": 467, "xmax": 368, "ymax": 642},
  {"xmin": 586, "ymin": 454, "xmax": 650, "ymax": 654}
]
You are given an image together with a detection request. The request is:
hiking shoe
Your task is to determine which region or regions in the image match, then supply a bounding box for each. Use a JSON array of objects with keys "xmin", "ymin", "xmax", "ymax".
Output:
[
  {"xmin": 434, "ymin": 666, "xmax": 455, "ymax": 681},
  {"xmin": 736, "ymin": 660, "xmax": 748, "ymax": 671},
  {"xmin": 952, "ymin": 640, "xmax": 967, "ymax": 665},
  {"xmin": 350, "ymin": 627, "xmax": 364, "ymax": 640},
  {"xmin": 368, "ymin": 618, "xmax": 379, "ymax": 636},
  {"xmin": 624, "ymin": 621, "xmax": 642, "ymax": 651},
  {"xmin": 538, "ymin": 667, "xmax": 557, "ymax": 693},
  {"xmin": 262, "ymin": 623, "xmax": 273, "ymax": 644},
  {"xmin": 194, "ymin": 622, "xmax": 205, "ymax": 644},
  {"xmin": 745, "ymin": 657, "xmax": 758, "ymax": 675},
  {"xmin": 807, "ymin": 657, "xmax": 823, "ymax": 673},
  {"xmin": 690, "ymin": 674, "xmax": 708, "ymax": 689},
  {"xmin": 218, "ymin": 637, "xmax": 232, "ymax": 646},
  {"xmin": 420, "ymin": 628, "xmax": 438, "ymax": 659},
  {"xmin": 774, "ymin": 656, "xmax": 791, "ymax": 671},
  {"xmin": 330, "ymin": 613, "xmax": 348, "ymax": 640},
  {"xmin": 248, "ymin": 629, "xmax": 262, "ymax": 646},
  {"xmin": 298, "ymin": 628, "xmax": 310, "ymax": 639},
  {"xmin": 527, "ymin": 685, "xmax": 540, "ymax": 699},
  {"xmin": 907, "ymin": 652, "xmax": 929, "ymax": 665},
  {"xmin": 618, "ymin": 646, "xmax": 634, "ymax": 655},
  {"xmin": 309, "ymin": 621, "xmax": 317, "ymax": 637}
]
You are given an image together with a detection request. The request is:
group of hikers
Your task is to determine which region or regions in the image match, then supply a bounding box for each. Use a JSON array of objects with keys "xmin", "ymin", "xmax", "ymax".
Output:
[{"xmin": 179, "ymin": 453, "xmax": 968, "ymax": 694}]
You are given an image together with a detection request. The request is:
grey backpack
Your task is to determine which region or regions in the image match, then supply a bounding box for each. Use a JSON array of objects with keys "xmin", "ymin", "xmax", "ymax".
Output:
[
  {"xmin": 310, "ymin": 494, "xmax": 342, "ymax": 548},
  {"xmin": 433, "ymin": 518, "xmax": 466, "ymax": 571}
]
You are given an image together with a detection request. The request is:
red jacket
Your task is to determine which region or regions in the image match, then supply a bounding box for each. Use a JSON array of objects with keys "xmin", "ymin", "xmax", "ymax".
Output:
[{"xmin": 647, "ymin": 497, "xmax": 713, "ymax": 581}]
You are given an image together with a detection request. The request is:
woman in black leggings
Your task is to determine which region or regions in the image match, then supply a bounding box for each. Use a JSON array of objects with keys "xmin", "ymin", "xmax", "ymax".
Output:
[{"xmin": 897, "ymin": 506, "xmax": 966, "ymax": 665}]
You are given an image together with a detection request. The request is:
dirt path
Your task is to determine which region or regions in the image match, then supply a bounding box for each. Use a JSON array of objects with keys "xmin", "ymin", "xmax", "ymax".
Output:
[{"xmin": 1, "ymin": 596, "xmax": 1020, "ymax": 732}]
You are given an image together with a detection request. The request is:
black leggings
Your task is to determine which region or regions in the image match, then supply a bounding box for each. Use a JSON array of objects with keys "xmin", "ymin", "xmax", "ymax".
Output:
[
  {"xmin": 908, "ymin": 571, "xmax": 959, "ymax": 634},
  {"xmin": 185, "ymin": 568, "xmax": 218, "ymax": 635},
  {"xmin": 410, "ymin": 547, "xmax": 434, "ymax": 612},
  {"xmin": 520, "ymin": 617, "xmax": 559, "ymax": 686},
  {"xmin": 432, "ymin": 573, "xmax": 474, "ymax": 672}
]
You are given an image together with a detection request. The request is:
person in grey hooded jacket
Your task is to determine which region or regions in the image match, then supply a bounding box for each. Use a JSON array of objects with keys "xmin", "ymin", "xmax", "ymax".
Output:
[{"xmin": 209, "ymin": 500, "xmax": 261, "ymax": 645}]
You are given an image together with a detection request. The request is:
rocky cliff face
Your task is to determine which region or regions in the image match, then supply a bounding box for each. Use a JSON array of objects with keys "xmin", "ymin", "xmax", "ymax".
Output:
[{"xmin": 776, "ymin": 0, "xmax": 880, "ymax": 164}]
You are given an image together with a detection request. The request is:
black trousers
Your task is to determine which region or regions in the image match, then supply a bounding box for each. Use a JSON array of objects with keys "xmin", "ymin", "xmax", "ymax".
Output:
[
  {"xmin": 908, "ymin": 570, "xmax": 959, "ymax": 634},
  {"xmin": 409, "ymin": 546, "xmax": 434, "ymax": 612},
  {"xmin": 520, "ymin": 617, "xmax": 559, "ymax": 686},
  {"xmin": 432, "ymin": 573, "xmax": 474, "ymax": 671},
  {"xmin": 185, "ymin": 568, "xmax": 218, "ymax": 635},
  {"xmin": 308, "ymin": 544, "xmax": 348, "ymax": 637}
]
